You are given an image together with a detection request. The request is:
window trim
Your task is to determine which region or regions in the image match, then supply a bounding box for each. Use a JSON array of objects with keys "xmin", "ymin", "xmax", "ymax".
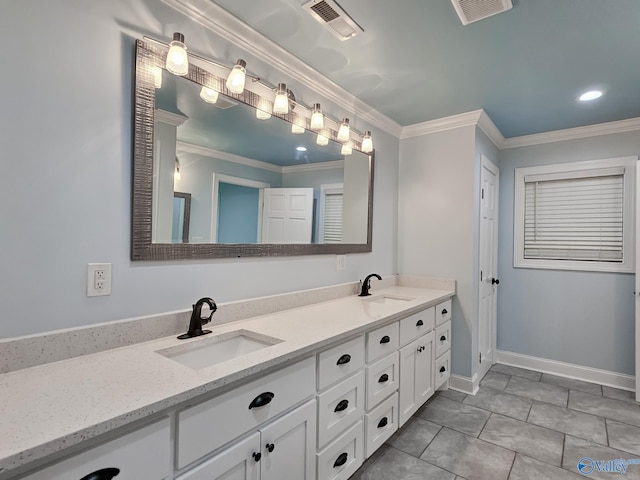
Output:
[{"xmin": 514, "ymin": 156, "xmax": 637, "ymax": 273}]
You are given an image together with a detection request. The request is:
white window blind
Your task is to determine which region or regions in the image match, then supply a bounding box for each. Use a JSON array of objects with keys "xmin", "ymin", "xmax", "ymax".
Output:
[
  {"xmin": 524, "ymin": 171, "xmax": 624, "ymax": 262},
  {"xmin": 322, "ymin": 192, "xmax": 343, "ymax": 243}
]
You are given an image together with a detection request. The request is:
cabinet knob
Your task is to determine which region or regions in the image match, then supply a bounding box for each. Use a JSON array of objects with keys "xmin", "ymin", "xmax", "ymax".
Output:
[
  {"xmin": 441, "ymin": 308, "xmax": 448, "ymax": 315},
  {"xmin": 492, "ymin": 278, "xmax": 500, "ymax": 285},
  {"xmin": 80, "ymin": 469, "xmax": 120, "ymax": 480},
  {"xmin": 266, "ymin": 443, "xmax": 275, "ymax": 453},
  {"xmin": 333, "ymin": 452, "xmax": 348, "ymax": 468},
  {"xmin": 440, "ymin": 366, "xmax": 446, "ymax": 373},
  {"xmin": 417, "ymin": 346, "xmax": 424, "ymax": 353},
  {"xmin": 380, "ymin": 335, "xmax": 391, "ymax": 344},
  {"xmin": 378, "ymin": 373, "xmax": 389, "ymax": 383},
  {"xmin": 249, "ymin": 392, "xmax": 274, "ymax": 410},
  {"xmin": 336, "ymin": 354, "xmax": 351, "ymax": 365},
  {"xmin": 252, "ymin": 452, "xmax": 262, "ymax": 462},
  {"xmin": 416, "ymin": 319, "xmax": 424, "ymax": 326},
  {"xmin": 377, "ymin": 417, "xmax": 388, "ymax": 429},
  {"xmin": 440, "ymin": 335, "xmax": 446, "ymax": 342},
  {"xmin": 334, "ymin": 399, "xmax": 349, "ymax": 412}
]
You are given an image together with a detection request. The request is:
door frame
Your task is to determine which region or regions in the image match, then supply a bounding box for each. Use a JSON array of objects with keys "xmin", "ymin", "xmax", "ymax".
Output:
[{"xmin": 636, "ymin": 163, "xmax": 640, "ymax": 401}]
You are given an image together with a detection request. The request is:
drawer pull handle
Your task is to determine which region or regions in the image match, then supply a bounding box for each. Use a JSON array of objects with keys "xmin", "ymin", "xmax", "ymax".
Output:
[
  {"xmin": 253, "ymin": 452, "xmax": 262, "ymax": 462},
  {"xmin": 266, "ymin": 443, "xmax": 275, "ymax": 453},
  {"xmin": 441, "ymin": 308, "xmax": 448, "ymax": 315},
  {"xmin": 249, "ymin": 392, "xmax": 274, "ymax": 410},
  {"xmin": 377, "ymin": 417, "xmax": 388, "ymax": 429},
  {"xmin": 378, "ymin": 373, "xmax": 389, "ymax": 383},
  {"xmin": 416, "ymin": 320, "xmax": 424, "ymax": 326},
  {"xmin": 440, "ymin": 366, "xmax": 446, "ymax": 373},
  {"xmin": 380, "ymin": 335, "xmax": 391, "ymax": 344},
  {"xmin": 80, "ymin": 469, "xmax": 120, "ymax": 480},
  {"xmin": 440, "ymin": 335, "xmax": 447, "ymax": 342},
  {"xmin": 334, "ymin": 453, "xmax": 348, "ymax": 468},
  {"xmin": 334, "ymin": 399, "xmax": 349, "ymax": 412},
  {"xmin": 336, "ymin": 354, "xmax": 351, "ymax": 365}
]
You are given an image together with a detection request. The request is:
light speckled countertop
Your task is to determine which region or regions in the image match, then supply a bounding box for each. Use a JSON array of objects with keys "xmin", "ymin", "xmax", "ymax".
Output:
[{"xmin": 0, "ymin": 285, "xmax": 453, "ymax": 475}]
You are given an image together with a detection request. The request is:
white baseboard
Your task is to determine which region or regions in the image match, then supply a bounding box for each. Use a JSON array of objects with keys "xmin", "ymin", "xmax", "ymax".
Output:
[
  {"xmin": 449, "ymin": 373, "xmax": 479, "ymax": 395},
  {"xmin": 496, "ymin": 350, "xmax": 636, "ymax": 392}
]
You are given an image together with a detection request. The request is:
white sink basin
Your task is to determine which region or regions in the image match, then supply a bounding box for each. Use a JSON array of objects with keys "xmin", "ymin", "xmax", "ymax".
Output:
[
  {"xmin": 364, "ymin": 294, "xmax": 414, "ymax": 306},
  {"xmin": 157, "ymin": 330, "xmax": 282, "ymax": 370}
]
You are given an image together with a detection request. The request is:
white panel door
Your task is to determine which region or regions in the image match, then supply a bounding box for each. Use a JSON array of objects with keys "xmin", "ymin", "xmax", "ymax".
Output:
[
  {"xmin": 261, "ymin": 188, "xmax": 313, "ymax": 243},
  {"xmin": 636, "ymin": 164, "xmax": 640, "ymax": 402},
  {"xmin": 478, "ymin": 156, "xmax": 499, "ymax": 381}
]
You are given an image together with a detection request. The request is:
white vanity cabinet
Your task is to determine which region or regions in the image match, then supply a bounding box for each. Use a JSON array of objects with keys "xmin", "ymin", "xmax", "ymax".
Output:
[
  {"xmin": 398, "ymin": 331, "xmax": 435, "ymax": 427},
  {"xmin": 22, "ymin": 417, "xmax": 171, "ymax": 480}
]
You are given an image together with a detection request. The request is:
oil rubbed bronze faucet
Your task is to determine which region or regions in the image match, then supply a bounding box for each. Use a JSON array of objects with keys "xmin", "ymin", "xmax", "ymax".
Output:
[
  {"xmin": 358, "ymin": 273, "xmax": 382, "ymax": 296},
  {"xmin": 178, "ymin": 297, "xmax": 217, "ymax": 339}
]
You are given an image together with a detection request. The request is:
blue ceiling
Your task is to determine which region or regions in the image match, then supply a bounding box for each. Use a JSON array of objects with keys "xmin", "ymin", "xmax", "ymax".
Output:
[{"xmin": 210, "ymin": 0, "xmax": 640, "ymax": 138}]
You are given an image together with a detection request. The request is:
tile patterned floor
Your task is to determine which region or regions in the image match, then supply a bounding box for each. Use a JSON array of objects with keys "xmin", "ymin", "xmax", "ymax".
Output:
[{"xmin": 351, "ymin": 364, "xmax": 640, "ymax": 480}]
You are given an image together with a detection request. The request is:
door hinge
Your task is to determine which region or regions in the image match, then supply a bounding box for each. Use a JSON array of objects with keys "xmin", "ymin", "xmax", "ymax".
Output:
[
  {"xmin": 479, "ymin": 353, "xmax": 482, "ymax": 364},
  {"xmin": 480, "ymin": 270, "xmax": 483, "ymax": 281},
  {"xmin": 481, "ymin": 188, "xmax": 484, "ymax": 199}
]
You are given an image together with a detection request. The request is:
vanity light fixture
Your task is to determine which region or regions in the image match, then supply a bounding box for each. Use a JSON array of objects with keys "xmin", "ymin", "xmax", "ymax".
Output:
[
  {"xmin": 174, "ymin": 157, "xmax": 181, "ymax": 181},
  {"xmin": 310, "ymin": 103, "xmax": 325, "ymax": 130},
  {"xmin": 166, "ymin": 33, "xmax": 189, "ymax": 76},
  {"xmin": 361, "ymin": 131, "xmax": 373, "ymax": 153},
  {"xmin": 341, "ymin": 143, "xmax": 353, "ymax": 155},
  {"xmin": 337, "ymin": 118, "xmax": 351, "ymax": 142},
  {"xmin": 578, "ymin": 89, "xmax": 604, "ymax": 102},
  {"xmin": 316, "ymin": 131, "xmax": 329, "ymax": 146},
  {"xmin": 291, "ymin": 115, "xmax": 306, "ymax": 134},
  {"xmin": 226, "ymin": 59, "xmax": 247, "ymax": 94},
  {"xmin": 199, "ymin": 86, "xmax": 219, "ymax": 104},
  {"xmin": 273, "ymin": 83, "xmax": 290, "ymax": 114},
  {"xmin": 152, "ymin": 66, "xmax": 163, "ymax": 88},
  {"xmin": 256, "ymin": 99, "xmax": 272, "ymax": 120}
]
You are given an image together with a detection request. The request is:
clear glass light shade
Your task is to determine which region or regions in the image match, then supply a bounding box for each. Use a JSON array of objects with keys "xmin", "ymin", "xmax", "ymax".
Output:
[
  {"xmin": 199, "ymin": 86, "xmax": 219, "ymax": 104},
  {"xmin": 310, "ymin": 103, "xmax": 324, "ymax": 130},
  {"xmin": 273, "ymin": 83, "xmax": 289, "ymax": 114},
  {"xmin": 292, "ymin": 123, "xmax": 305, "ymax": 134},
  {"xmin": 337, "ymin": 118, "xmax": 350, "ymax": 142},
  {"xmin": 361, "ymin": 131, "xmax": 373, "ymax": 153},
  {"xmin": 166, "ymin": 34, "xmax": 188, "ymax": 76},
  {"xmin": 316, "ymin": 133, "xmax": 329, "ymax": 146},
  {"xmin": 226, "ymin": 60, "xmax": 247, "ymax": 94},
  {"xmin": 341, "ymin": 143, "xmax": 353, "ymax": 155},
  {"xmin": 256, "ymin": 100, "xmax": 272, "ymax": 120},
  {"xmin": 152, "ymin": 66, "xmax": 163, "ymax": 88},
  {"xmin": 291, "ymin": 116, "xmax": 306, "ymax": 134}
]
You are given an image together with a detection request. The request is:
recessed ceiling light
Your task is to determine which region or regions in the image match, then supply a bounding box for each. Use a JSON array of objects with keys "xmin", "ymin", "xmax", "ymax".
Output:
[
  {"xmin": 296, "ymin": 146, "xmax": 307, "ymax": 152},
  {"xmin": 578, "ymin": 90, "xmax": 604, "ymax": 102}
]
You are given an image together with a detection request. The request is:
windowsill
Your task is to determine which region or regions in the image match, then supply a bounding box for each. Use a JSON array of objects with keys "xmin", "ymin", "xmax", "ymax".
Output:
[{"xmin": 514, "ymin": 258, "xmax": 634, "ymax": 274}]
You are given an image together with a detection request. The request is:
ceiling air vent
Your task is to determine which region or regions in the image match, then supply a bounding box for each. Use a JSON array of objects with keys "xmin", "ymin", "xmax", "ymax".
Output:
[
  {"xmin": 302, "ymin": 0, "xmax": 364, "ymax": 41},
  {"xmin": 451, "ymin": 0, "xmax": 513, "ymax": 25}
]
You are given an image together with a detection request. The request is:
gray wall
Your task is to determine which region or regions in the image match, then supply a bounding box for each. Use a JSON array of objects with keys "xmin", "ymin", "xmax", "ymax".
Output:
[
  {"xmin": 0, "ymin": 0, "xmax": 399, "ymax": 339},
  {"xmin": 497, "ymin": 131, "xmax": 640, "ymax": 375}
]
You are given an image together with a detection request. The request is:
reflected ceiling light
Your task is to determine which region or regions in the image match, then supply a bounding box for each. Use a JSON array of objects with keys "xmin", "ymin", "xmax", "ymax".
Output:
[
  {"xmin": 152, "ymin": 66, "xmax": 163, "ymax": 88},
  {"xmin": 199, "ymin": 86, "xmax": 219, "ymax": 104},
  {"xmin": 361, "ymin": 131, "xmax": 373, "ymax": 153},
  {"xmin": 273, "ymin": 83, "xmax": 289, "ymax": 114},
  {"xmin": 174, "ymin": 157, "xmax": 181, "ymax": 182},
  {"xmin": 291, "ymin": 115, "xmax": 306, "ymax": 134},
  {"xmin": 337, "ymin": 118, "xmax": 350, "ymax": 142},
  {"xmin": 310, "ymin": 103, "xmax": 324, "ymax": 130},
  {"xmin": 226, "ymin": 59, "xmax": 247, "ymax": 94},
  {"xmin": 296, "ymin": 146, "xmax": 307, "ymax": 152},
  {"xmin": 316, "ymin": 132, "xmax": 329, "ymax": 146},
  {"xmin": 578, "ymin": 89, "xmax": 604, "ymax": 102},
  {"xmin": 256, "ymin": 99, "xmax": 272, "ymax": 120},
  {"xmin": 166, "ymin": 33, "xmax": 189, "ymax": 76},
  {"xmin": 341, "ymin": 143, "xmax": 353, "ymax": 155}
]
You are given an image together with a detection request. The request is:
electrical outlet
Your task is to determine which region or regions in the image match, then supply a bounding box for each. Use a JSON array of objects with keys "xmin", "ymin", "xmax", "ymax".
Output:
[
  {"xmin": 336, "ymin": 255, "xmax": 346, "ymax": 271},
  {"xmin": 87, "ymin": 263, "xmax": 112, "ymax": 297}
]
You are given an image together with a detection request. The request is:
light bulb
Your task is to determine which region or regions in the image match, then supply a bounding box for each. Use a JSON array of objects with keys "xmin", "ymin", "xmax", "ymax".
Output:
[
  {"xmin": 152, "ymin": 66, "xmax": 163, "ymax": 88},
  {"xmin": 316, "ymin": 132, "xmax": 329, "ymax": 146},
  {"xmin": 310, "ymin": 103, "xmax": 324, "ymax": 130},
  {"xmin": 273, "ymin": 83, "xmax": 289, "ymax": 114},
  {"xmin": 361, "ymin": 131, "xmax": 373, "ymax": 153},
  {"xmin": 226, "ymin": 59, "xmax": 247, "ymax": 94},
  {"xmin": 199, "ymin": 86, "xmax": 219, "ymax": 104},
  {"xmin": 341, "ymin": 143, "xmax": 353, "ymax": 155},
  {"xmin": 174, "ymin": 158, "xmax": 181, "ymax": 182},
  {"xmin": 337, "ymin": 118, "xmax": 350, "ymax": 142},
  {"xmin": 291, "ymin": 116, "xmax": 306, "ymax": 134},
  {"xmin": 166, "ymin": 33, "xmax": 188, "ymax": 76},
  {"xmin": 256, "ymin": 99, "xmax": 272, "ymax": 120}
]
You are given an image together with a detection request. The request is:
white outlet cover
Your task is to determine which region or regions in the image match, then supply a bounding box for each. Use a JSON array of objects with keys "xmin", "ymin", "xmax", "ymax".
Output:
[
  {"xmin": 336, "ymin": 255, "xmax": 346, "ymax": 271},
  {"xmin": 87, "ymin": 263, "xmax": 112, "ymax": 297}
]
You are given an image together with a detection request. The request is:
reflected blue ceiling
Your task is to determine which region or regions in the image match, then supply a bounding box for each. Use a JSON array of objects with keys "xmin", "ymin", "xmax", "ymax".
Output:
[{"xmin": 210, "ymin": 0, "xmax": 640, "ymax": 138}]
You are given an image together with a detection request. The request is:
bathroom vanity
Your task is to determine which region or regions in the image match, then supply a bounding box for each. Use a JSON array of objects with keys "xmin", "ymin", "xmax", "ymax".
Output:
[{"xmin": 0, "ymin": 279, "xmax": 454, "ymax": 480}]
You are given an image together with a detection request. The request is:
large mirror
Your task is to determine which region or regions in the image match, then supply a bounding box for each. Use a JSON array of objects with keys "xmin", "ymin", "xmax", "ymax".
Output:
[{"xmin": 132, "ymin": 40, "xmax": 373, "ymax": 260}]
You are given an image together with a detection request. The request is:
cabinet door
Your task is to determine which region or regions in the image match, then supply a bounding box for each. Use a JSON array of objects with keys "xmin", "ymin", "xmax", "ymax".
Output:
[
  {"xmin": 178, "ymin": 432, "xmax": 260, "ymax": 480},
  {"xmin": 398, "ymin": 338, "xmax": 418, "ymax": 428},
  {"xmin": 415, "ymin": 331, "xmax": 435, "ymax": 406},
  {"xmin": 260, "ymin": 400, "xmax": 316, "ymax": 480}
]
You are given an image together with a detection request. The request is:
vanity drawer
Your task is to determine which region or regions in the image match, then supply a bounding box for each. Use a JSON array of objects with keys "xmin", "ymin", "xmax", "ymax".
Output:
[
  {"xmin": 435, "ymin": 350, "xmax": 451, "ymax": 388},
  {"xmin": 365, "ymin": 351, "xmax": 398, "ymax": 411},
  {"xmin": 318, "ymin": 335, "xmax": 365, "ymax": 391},
  {"xmin": 177, "ymin": 356, "xmax": 316, "ymax": 469},
  {"xmin": 317, "ymin": 370, "xmax": 365, "ymax": 448},
  {"xmin": 366, "ymin": 322, "xmax": 399, "ymax": 363},
  {"xmin": 317, "ymin": 421, "xmax": 364, "ymax": 480},
  {"xmin": 399, "ymin": 307, "xmax": 435, "ymax": 346},
  {"xmin": 436, "ymin": 299, "xmax": 452, "ymax": 326},
  {"xmin": 364, "ymin": 392, "xmax": 398, "ymax": 458},
  {"xmin": 435, "ymin": 320, "xmax": 451, "ymax": 359}
]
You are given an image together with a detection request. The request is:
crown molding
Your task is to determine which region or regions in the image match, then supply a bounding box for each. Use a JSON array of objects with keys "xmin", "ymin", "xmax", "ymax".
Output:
[
  {"xmin": 400, "ymin": 110, "xmax": 484, "ymax": 139},
  {"xmin": 501, "ymin": 117, "xmax": 640, "ymax": 149},
  {"xmin": 160, "ymin": 0, "xmax": 403, "ymax": 138},
  {"xmin": 281, "ymin": 160, "xmax": 344, "ymax": 174},
  {"xmin": 477, "ymin": 110, "xmax": 505, "ymax": 148},
  {"xmin": 155, "ymin": 109, "xmax": 188, "ymax": 127}
]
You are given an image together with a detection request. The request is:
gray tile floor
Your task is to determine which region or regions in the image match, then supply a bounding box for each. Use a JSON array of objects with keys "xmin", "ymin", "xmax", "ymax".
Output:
[{"xmin": 351, "ymin": 364, "xmax": 640, "ymax": 480}]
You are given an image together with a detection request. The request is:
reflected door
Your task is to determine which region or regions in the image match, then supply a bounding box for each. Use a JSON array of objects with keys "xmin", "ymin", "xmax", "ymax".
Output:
[{"xmin": 261, "ymin": 188, "xmax": 313, "ymax": 244}]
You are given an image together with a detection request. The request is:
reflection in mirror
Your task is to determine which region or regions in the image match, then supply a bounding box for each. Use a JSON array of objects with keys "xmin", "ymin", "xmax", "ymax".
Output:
[{"xmin": 132, "ymin": 40, "xmax": 374, "ymax": 260}]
